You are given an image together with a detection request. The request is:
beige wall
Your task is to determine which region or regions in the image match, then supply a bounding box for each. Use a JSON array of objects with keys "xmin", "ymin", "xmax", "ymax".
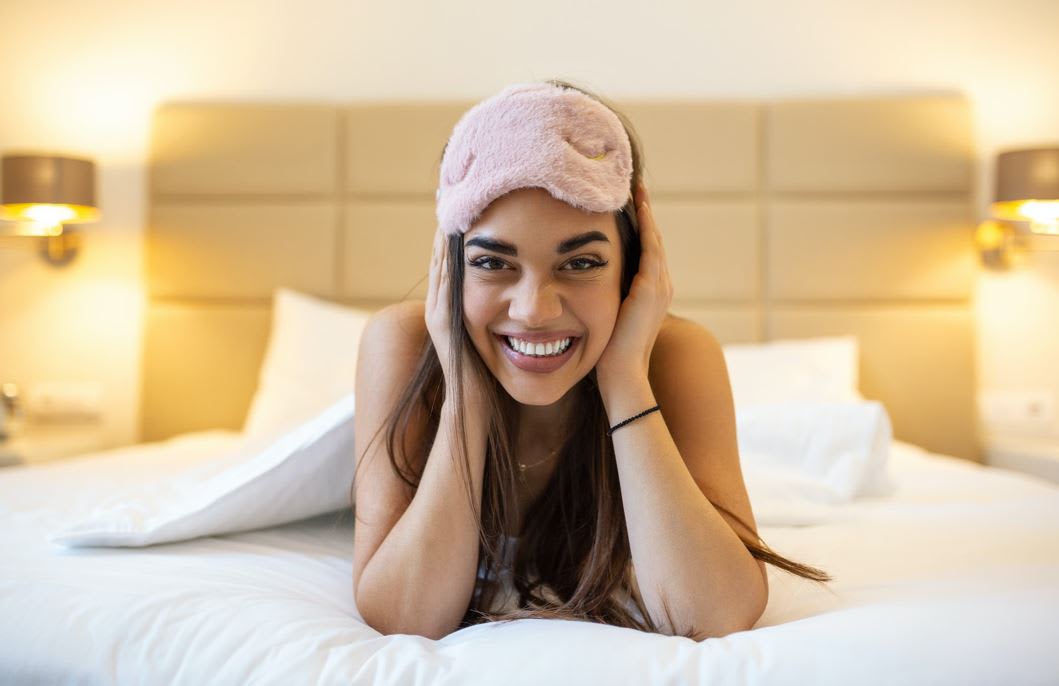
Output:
[{"xmin": 1, "ymin": 0, "xmax": 1057, "ymax": 453}]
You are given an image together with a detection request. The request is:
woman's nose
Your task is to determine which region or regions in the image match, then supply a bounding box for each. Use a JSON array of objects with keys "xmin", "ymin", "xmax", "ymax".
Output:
[{"xmin": 508, "ymin": 279, "xmax": 562, "ymax": 325}]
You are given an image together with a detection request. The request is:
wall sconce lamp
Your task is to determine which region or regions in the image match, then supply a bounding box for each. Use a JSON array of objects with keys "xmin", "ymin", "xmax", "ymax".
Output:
[
  {"xmin": 976, "ymin": 147, "xmax": 1059, "ymax": 269},
  {"xmin": 0, "ymin": 153, "xmax": 100, "ymax": 266}
]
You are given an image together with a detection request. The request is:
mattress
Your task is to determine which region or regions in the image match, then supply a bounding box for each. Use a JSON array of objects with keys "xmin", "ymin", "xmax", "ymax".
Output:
[{"xmin": 1, "ymin": 438, "xmax": 1058, "ymax": 685}]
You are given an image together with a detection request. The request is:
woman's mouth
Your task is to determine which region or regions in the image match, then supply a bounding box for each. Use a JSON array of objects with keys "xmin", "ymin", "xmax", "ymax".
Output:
[{"xmin": 494, "ymin": 334, "xmax": 581, "ymax": 374}]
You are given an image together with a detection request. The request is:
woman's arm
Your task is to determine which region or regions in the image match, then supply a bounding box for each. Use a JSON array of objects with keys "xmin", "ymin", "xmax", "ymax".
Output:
[
  {"xmin": 599, "ymin": 322, "xmax": 768, "ymax": 640},
  {"xmin": 356, "ymin": 397, "xmax": 489, "ymax": 639},
  {"xmin": 353, "ymin": 305, "xmax": 490, "ymax": 640}
]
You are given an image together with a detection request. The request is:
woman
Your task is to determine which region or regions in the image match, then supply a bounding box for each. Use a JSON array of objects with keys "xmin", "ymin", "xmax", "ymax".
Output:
[{"xmin": 351, "ymin": 80, "xmax": 830, "ymax": 641}]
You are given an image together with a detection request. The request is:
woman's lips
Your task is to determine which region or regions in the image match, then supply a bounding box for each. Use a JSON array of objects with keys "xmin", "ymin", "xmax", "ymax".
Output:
[{"xmin": 495, "ymin": 334, "xmax": 580, "ymax": 374}]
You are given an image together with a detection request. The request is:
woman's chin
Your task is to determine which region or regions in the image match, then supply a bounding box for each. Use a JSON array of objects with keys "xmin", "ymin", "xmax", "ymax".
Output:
[
  {"xmin": 501, "ymin": 383, "xmax": 571, "ymax": 407},
  {"xmin": 479, "ymin": 342, "xmax": 595, "ymax": 407}
]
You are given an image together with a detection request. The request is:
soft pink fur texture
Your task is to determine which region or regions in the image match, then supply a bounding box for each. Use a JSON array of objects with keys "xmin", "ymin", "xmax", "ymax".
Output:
[{"xmin": 436, "ymin": 82, "xmax": 633, "ymax": 236}]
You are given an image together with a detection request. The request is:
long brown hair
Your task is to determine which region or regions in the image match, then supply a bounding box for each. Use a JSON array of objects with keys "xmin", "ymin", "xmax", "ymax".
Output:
[{"xmin": 350, "ymin": 79, "xmax": 831, "ymax": 639}]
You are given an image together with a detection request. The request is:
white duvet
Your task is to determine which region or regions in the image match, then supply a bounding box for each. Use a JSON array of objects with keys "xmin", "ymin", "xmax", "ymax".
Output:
[{"xmin": 2, "ymin": 438, "xmax": 1058, "ymax": 685}]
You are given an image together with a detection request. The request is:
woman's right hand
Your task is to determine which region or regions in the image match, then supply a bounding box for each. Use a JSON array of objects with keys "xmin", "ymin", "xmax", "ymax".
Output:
[{"xmin": 425, "ymin": 228, "xmax": 490, "ymax": 412}]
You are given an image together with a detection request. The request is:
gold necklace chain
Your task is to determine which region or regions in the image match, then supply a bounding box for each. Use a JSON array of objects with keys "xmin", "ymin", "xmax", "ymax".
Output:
[{"xmin": 518, "ymin": 444, "xmax": 561, "ymax": 474}]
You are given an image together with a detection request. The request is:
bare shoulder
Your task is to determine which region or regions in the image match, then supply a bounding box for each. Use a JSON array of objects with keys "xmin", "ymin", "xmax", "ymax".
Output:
[
  {"xmin": 657, "ymin": 312, "xmax": 715, "ymax": 349},
  {"xmin": 357, "ymin": 300, "xmax": 430, "ymax": 394},
  {"xmin": 368, "ymin": 299, "xmax": 428, "ymax": 350},
  {"xmin": 649, "ymin": 313, "xmax": 724, "ymax": 384},
  {"xmin": 376, "ymin": 298, "xmax": 426, "ymax": 328},
  {"xmin": 661, "ymin": 311, "xmax": 686, "ymax": 332}
]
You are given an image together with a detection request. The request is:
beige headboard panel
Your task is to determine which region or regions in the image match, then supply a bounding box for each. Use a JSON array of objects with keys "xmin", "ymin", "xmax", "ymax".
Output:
[{"xmin": 144, "ymin": 95, "xmax": 979, "ymax": 461}]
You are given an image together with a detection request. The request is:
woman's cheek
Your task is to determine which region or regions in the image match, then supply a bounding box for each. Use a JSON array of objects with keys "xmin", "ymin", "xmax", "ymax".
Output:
[
  {"xmin": 589, "ymin": 321, "xmax": 613, "ymax": 360},
  {"xmin": 461, "ymin": 287, "xmax": 496, "ymax": 348},
  {"xmin": 590, "ymin": 305, "xmax": 620, "ymax": 356}
]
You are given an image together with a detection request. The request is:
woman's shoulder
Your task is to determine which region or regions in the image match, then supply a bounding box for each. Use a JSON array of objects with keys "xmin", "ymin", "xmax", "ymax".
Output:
[
  {"xmin": 657, "ymin": 311, "xmax": 702, "ymax": 345},
  {"xmin": 368, "ymin": 299, "xmax": 428, "ymax": 350},
  {"xmin": 381, "ymin": 298, "xmax": 426, "ymax": 320},
  {"xmin": 650, "ymin": 313, "xmax": 721, "ymax": 372}
]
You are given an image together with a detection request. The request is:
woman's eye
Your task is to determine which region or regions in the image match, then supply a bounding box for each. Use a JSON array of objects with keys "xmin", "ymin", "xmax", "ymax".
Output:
[
  {"xmin": 565, "ymin": 257, "xmax": 607, "ymax": 271},
  {"xmin": 467, "ymin": 256, "xmax": 607, "ymax": 272},
  {"xmin": 468, "ymin": 256, "xmax": 508, "ymax": 270}
]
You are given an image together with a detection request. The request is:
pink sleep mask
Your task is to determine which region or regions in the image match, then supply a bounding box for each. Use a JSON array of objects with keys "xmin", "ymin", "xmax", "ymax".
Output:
[{"xmin": 435, "ymin": 82, "xmax": 634, "ymax": 236}]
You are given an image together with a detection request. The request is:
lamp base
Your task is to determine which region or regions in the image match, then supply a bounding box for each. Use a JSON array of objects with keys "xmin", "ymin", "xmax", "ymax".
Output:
[
  {"xmin": 40, "ymin": 230, "xmax": 79, "ymax": 266},
  {"xmin": 976, "ymin": 220, "xmax": 1030, "ymax": 270}
]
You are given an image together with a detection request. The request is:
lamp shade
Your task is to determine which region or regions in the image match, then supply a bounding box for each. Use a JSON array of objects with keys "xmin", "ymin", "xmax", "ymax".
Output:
[
  {"xmin": 0, "ymin": 154, "xmax": 100, "ymax": 226},
  {"xmin": 992, "ymin": 147, "xmax": 1059, "ymax": 233}
]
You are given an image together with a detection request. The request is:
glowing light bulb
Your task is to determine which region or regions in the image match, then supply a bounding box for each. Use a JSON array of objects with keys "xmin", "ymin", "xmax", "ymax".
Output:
[
  {"xmin": 24, "ymin": 204, "xmax": 76, "ymax": 227},
  {"xmin": 1019, "ymin": 201, "xmax": 1059, "ymax": 224}
]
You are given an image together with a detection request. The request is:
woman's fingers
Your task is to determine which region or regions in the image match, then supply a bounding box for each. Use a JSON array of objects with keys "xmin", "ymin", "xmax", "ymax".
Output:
[
  {"xmin": 427, "ymin": 232, "xmax": 447, "ymax": 368},
  {"xmin": 636, "ymin": 185, "xmax": 669, "ymax": 292},
  {"xmin": 427, "ymin": 228, "xmax": 454, "ymax": 357},
  {"xmin": 428, "ymin": 228, "xmax": 443, "ymax": 310},
  {"xmin": 437, "ymin": 231, "xmax": 448, "ymax": 301},
  {"xmin": 643, "ymin": 195, "xmax": 672, "ymax": 301},
  {"xmin": 637, "ymin": 194, "xmax": 658, "ymax": 279}
]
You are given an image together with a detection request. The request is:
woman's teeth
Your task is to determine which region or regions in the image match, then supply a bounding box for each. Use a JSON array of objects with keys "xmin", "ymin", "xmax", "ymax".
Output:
[{"xmin": 505, "ymin": 336, "xmax": 572, "ymax": 357}]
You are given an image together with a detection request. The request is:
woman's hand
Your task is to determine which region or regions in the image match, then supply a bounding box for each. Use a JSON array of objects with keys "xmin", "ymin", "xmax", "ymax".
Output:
[
  {"xmin": 595, "ymin": 181, "xmax": 673, "ymax": 388},
  {"xmin": 425, "ymin": 227, "xmax": 491, "ymax": 412}
]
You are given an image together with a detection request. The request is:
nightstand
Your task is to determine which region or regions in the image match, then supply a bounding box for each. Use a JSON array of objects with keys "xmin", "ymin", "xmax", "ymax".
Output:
[
  {"xmin": 985, "ymin": 437, "xmax": 1059, "ymax": 485},
  {"xmin": 0, "ymin": 424, "xmax": 109, "ymax": 468}
]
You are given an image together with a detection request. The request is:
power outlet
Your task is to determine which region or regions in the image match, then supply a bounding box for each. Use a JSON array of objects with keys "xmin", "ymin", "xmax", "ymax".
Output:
[
  {"xmin": 25, "ymin": 381, "xmax": 104, "ymax": 422},
  {"xmin": 979, "ymin": 389, "xmax": 1056, "ymax": 430}
]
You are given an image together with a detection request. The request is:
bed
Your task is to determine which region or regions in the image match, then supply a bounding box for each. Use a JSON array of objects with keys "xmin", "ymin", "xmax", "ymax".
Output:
[
  {"xmin": 3, "ymin": 92, "xmax": 1058, "ymax": 684},
  {"xmin": 1, "ymin": 433, "xmax": 1057, "ymax": 684}
]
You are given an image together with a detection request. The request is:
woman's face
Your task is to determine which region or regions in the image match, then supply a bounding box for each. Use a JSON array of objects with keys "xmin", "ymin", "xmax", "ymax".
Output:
[{"xmin": 462, "ymin": 187, "xmax": 623, "ymax": 407}]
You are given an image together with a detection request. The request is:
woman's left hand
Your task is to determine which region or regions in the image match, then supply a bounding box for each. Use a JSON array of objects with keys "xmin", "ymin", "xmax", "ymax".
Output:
[{"xmin": 595, "ymin": 180, "xmax": 673, "ymax": 387}]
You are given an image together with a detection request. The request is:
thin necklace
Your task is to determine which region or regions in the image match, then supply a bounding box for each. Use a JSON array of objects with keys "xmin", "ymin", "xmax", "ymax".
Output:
[{"xmin": 518, "ymin": 444, "xmax": 561, "ymax": 476}]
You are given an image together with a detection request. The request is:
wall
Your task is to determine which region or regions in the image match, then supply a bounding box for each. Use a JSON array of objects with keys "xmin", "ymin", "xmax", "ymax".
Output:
[{"xmin": 1, "ymin": 0, "xmax": 1057, "ymax": 453}]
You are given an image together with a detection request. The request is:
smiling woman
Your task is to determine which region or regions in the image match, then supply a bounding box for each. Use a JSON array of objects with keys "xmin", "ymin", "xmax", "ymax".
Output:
[
  {"xmin": 461, "ymin": 188, "xmax": 622, "ymax": 409},
  {"xmin": 350, "ymin": 79, "xmax": 831, "ymax": 642}
]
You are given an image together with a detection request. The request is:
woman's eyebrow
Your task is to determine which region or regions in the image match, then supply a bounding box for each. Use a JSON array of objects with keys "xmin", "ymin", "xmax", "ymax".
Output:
[{"xmin": 465, "ymin": 231, "xmax": 610, "ymax": 256}]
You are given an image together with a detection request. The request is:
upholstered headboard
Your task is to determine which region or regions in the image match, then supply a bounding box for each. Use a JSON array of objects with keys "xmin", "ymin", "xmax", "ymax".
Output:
[{"xmin": 143, "ymin": 94, "xmax": 979, "ymax": 461}]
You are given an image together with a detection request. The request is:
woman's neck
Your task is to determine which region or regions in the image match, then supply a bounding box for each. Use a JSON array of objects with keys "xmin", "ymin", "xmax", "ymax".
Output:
[{"xmin": 514, "ymin": 387, "xmax": 576, "ymax": 442}]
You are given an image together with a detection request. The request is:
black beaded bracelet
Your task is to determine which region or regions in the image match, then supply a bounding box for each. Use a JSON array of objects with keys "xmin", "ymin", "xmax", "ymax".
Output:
[{"xmin": 606, "ymin": 404, "xmax": 661, "ymax": 436}]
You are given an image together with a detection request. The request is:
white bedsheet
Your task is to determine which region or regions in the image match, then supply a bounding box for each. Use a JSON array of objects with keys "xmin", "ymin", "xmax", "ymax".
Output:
[{"xmin": 2, "ymin": 439, "xmax": 1058, "ymax": 685}]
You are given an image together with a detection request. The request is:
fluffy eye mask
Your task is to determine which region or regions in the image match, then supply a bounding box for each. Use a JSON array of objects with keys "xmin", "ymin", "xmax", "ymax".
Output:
[{"xmin": 435, "ymin": 82, "xmax": 634, "ymax": 237}]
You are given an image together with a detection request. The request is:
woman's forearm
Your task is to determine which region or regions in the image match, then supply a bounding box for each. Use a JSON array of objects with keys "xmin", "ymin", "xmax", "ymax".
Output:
[
  {"xmin": 600, "ymin": 375, "xmax": 766, "ymax": 639},
  {"xmin": 356, "ymin": 396, "xmax": 489, "ymax": 639}
]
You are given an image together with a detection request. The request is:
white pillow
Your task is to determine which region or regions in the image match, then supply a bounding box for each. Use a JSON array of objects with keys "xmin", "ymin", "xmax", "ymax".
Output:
[
  {"xmin": 50, "ymin": 393, "xmax": 357, "ymax": 548},
  {"xmin": 736, "ymin": 399, "xmax": 894, "ymax": 505},
  {"xmin": 244, "ymin": 288, "xmax": 374, "ymax": 437},
  {"xmin": 722, "ymin": 335, "xmax": 862, "ymax": 407}
]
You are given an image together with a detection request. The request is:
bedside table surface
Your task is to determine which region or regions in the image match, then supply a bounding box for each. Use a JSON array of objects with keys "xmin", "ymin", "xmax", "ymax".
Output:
[
  {"xmin": 985, "ymin": 437, "xmax": 1059, "ymax": 485},
  {"xmin": 0, "ymin": 425, "xmax": 109, "ymax": 467}
]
